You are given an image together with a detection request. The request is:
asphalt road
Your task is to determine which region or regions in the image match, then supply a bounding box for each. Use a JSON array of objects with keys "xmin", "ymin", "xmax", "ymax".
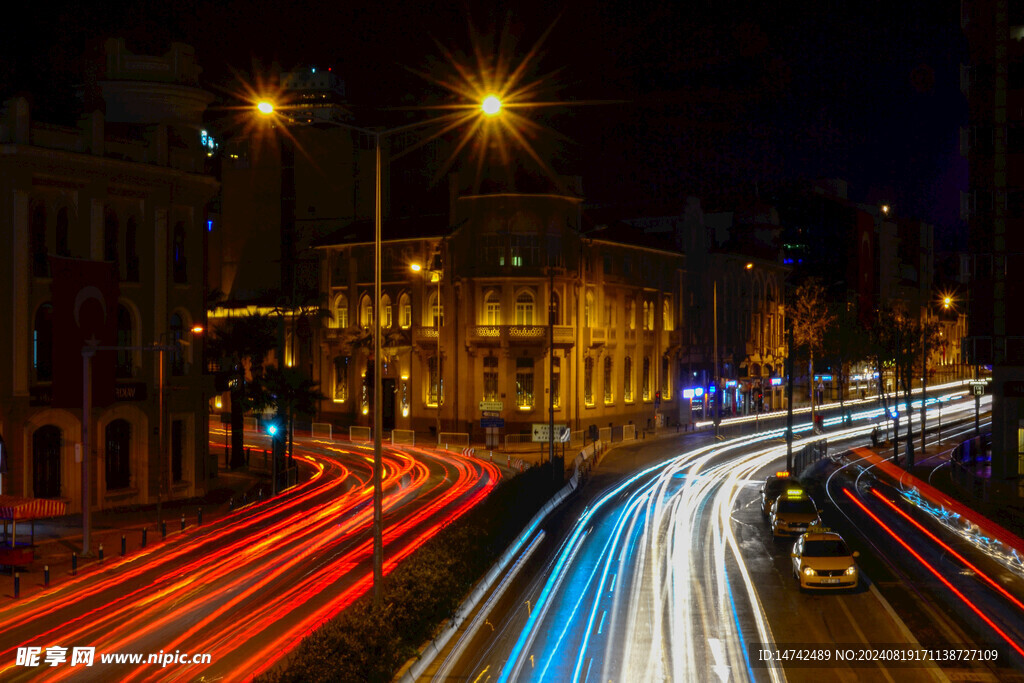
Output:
[{"xmin": 0, "ymin": 438, "xmax": 501, "ymax": 682}]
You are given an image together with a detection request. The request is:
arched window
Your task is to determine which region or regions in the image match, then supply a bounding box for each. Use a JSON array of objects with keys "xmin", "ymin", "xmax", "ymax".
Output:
[
  {"xmin": 550, "ymin": 291, "xmax": 560, "ymax": 325},
  {"xmin": 55, "ymin": 207, "xmax": 70, "ymax": 257},
  {"xmin": 627, "ymin": 300, "xmax": 636, "ymax": 331},
  {"xmin": 105, "ymin": 419, "xmax": 131, "ymax": 490},
  {"xmin": 125, "ymin": 217, "xmax": 139, "ymax": 282},
  {"xmin": 104, "ymin": 210, "xmax": 119, "ymax": 276},
  {"xmin": 604, "ymin": 357, "xmax": 614, "ymax": 404},
  {"xmin": 172, "ymin": 221, "xmax": 187, "ymax": 283},
  {"xmin": 584, "ymin": 357, "xmax": 595, "ymax": 406},
  {"xmin": 624, "ymin": 356, "xmax": 634, "ymax": 402},
  {"xmin": 515, "ymin": 291, "xmax": 535, "ymax": 325},
  {"xmin": 115, "ymin": 305, "xmax": 134, "ymax": 378},
  {"xmin": 170, "ymin": 313, "xmax": 185, "ymax": 376},
  {"xmin": 33, "ymin": 303, "xmax": 54, "ymax": 381},
  {"xmin": 515, "ymin": 357, "xmax": 534, "ymax": 408},
  {"xmin": 430, "ymin": 291, "xmax": 443, "ymax": 328},
  {"xmin": 360, "ymin": 295, "xmax": 373, "ymax": 328},
  {"xmin": 399, "ymin": 292, "xmax": 412, "ymax": 329},
  {"xmin": 663, "ymin": 298, "xmax": 673, "ymax": 331},
  {"xmin": 584, "ymin": 291, "xmax": 595, "ymax": 328},
  {"xmin": 32, "ymin": 425, "xmax": 62, "ymax": 498},
  {"xmin": 31, "ymin": 204, "xmax": 49, "ymax": 277},
  {"xmin": 380, "ymin": 294, "xmax": 392, "ymax": 329},
  {"xmin": 485, "ymin": 290, "xmax": 501, "ymax": 326},
  {"xmin": 332, "ymin": 293, "xmax": 348, "ymax": 328},
  {"xmin": 642, "ymin": 356, "xmax": 651, "ymax": 400}
]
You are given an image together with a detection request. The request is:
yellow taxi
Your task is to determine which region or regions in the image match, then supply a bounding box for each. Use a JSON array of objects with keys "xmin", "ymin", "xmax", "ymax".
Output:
[
  {"xmin": 791, "ymin": 528, "xmax": 859, "ymax": 590},
  {"xmin": 760, "ymin": 471, "xmax": 805, "ymax": 517},
  {"xmin": 769, "ymin": 489, "xmax": 820, "ymax": 539}
]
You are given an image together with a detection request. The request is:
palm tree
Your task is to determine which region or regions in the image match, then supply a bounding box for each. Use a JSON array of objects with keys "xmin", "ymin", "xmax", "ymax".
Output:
[
  {"xmin": 208, "ymin": 313, "xmax": 278, "ymax": 469},
  {"xmin": 787, "ymin": 278, "xmax": 834, "ymax": 425},
  {"xmin": 260, "ymin": 366, "xmax": 326, "ymax": 464}
]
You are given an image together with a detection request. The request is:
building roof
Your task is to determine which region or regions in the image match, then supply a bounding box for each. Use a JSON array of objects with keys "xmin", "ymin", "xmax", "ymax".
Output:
[{"xmin": 313, "ymin": 213, "xmax": 452, "ymax": 248}]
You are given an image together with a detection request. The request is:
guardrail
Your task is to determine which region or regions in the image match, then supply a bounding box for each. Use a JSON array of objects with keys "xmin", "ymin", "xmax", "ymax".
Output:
[
  {"xmin": 438, "ymin": 432, "xmax": 469, "ymax": 448},
  {"xmin": 349, "ymin": 426, "xmax": 371, "ymax": 442}
]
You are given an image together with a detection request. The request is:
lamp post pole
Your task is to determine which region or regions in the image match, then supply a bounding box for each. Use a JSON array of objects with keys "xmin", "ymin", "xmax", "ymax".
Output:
[
  {"xmin": 549, "ymin": 265, "xmax": 555, "ymax": 468},
  {"xmin": 713, "ymin": 279, "xmax": 720, "ymax": 438}
]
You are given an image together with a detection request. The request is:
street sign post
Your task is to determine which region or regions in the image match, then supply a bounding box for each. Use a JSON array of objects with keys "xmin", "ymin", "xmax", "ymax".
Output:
[{"xmin": 532, "ymin": 423, "xmax": 569, "ymax": 443}]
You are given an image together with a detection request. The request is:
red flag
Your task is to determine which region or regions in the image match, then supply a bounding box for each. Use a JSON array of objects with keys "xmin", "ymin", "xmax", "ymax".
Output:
[{"xmin": 50, "ymin": 257, "xmax": 120, "ymax": 408}]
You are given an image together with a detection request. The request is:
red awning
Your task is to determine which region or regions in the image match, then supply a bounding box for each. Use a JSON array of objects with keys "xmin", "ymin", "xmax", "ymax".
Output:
[{"xmin": 0, "ymin": 496, "xmax": 67, "ymax": 521}]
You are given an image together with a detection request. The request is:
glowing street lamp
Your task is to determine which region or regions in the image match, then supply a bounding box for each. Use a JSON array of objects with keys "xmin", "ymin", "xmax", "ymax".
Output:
[{"xmin": 481, "ymin": 95, "xmax": 502, "ymax": 116}]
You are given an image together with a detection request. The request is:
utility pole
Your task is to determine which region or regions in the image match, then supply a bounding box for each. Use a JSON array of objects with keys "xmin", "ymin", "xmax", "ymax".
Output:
[{"xmin": 785, "ymin": 324, "xmax": 794, "ymax": 473}]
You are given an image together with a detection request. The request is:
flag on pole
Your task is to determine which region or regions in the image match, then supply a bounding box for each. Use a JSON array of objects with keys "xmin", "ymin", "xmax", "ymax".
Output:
[{"xmin": 49, "ymin": 256, "xmax": 120, "ymax": 408}]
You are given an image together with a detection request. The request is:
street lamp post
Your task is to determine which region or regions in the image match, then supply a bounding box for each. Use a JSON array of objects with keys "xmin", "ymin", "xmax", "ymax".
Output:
[{"xmin": 258, "ymin": 96, "xmax": 502, "ymax": 607}]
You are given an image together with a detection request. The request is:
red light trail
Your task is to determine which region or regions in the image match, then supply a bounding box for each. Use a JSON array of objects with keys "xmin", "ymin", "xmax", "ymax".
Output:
[{"xmin": 0, "ymin": 440, "xmax": 500, "ymax": 682}]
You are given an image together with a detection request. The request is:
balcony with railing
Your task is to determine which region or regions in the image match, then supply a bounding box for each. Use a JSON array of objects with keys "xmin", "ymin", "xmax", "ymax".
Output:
[
  {"xmin": 465, "ymin": 324, "xmax": 575, "ymax": 348},
  {"xmin": 584, "ymin": 328, "xmax": 606, "ymax": 348}
]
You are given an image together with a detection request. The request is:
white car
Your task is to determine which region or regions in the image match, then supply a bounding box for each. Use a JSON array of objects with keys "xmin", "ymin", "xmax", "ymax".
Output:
[{"xmin": 791, "ymin": 529, "xmax": 859, "ymax": 590}]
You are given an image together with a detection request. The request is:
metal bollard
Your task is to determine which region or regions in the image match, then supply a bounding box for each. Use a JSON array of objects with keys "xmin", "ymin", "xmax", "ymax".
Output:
[
  {"xmin": 13, "ymin": 573, "xmax": 19, "ymax": 599},
  {"xmin": 180, "ymin": 513, "xmax": 186, "ymax": 532},
  {"xmin": 198, "ymin": 507, "xmax": 203, "ymax": 526},
  {"xmin": 142, "ymin": 527, "xmax": 148, "ymax": 548},
  {"xmin": 98, "ymin": 543, "xmax": 103, "ymax": 563},
  {"xmin": 121, "ymin": 534, "xmax": 126, "ymax": 556},
  {"xmin": 72, "ymin": 552, "xmax": 78, "ymax": 576},
  {"xmin": 228, "ymin": 496, "xmax": 234, "ymax": 511},
  {"xmin": 44, "ymin": 565, "xmax": 49, "ymax": 587},
  {"xmin": 161, "ymin": 521, "xmax": 167, "ymax": 539}
]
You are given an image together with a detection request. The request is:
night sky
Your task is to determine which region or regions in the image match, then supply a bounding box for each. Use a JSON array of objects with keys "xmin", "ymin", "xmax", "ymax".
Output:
[{"xmin": 10, "ymin": 1, "xmax": 967, "ymax": 247}]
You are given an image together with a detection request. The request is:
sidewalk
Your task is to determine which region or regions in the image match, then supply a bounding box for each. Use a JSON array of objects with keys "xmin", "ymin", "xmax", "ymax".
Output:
[{"xmin": 1, "ymin": 467, "xmax": 269, "ymax": 601}]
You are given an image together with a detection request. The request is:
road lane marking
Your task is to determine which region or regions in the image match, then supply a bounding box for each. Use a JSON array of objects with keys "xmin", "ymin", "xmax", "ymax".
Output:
[
  {"xmin": 837, "ymin": 597, "xmax": 895, "ymax": 683},
  {"xmin": 597, "ymin": 610, "xmax": 606, "ymax": 635},
  {"xmin": 472, "ymin": 665, "xmax": 490, "ymax": 683}
]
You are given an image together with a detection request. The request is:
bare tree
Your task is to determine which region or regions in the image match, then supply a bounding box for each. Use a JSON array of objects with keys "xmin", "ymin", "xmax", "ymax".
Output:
[{"xmin": 787, "ymin": 278, "xmax": 834, "ymax": 426}]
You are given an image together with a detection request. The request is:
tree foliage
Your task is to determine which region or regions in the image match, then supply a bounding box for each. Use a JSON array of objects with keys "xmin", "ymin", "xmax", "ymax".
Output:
[{"xmin": 208, "ymin": 312, "xmax": 278, "ymax": 468}]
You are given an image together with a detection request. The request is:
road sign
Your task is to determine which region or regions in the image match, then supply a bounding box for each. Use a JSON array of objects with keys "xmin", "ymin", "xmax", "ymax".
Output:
[
  {"xmin": 479, "ymin": 401, "xmax": 504, "ymax": 412},
  {"xmin": 971, "ymin": 382, "xmax": 986, "ymax": 397},
  {"xmin": 482, "ymin": 411, "xmax": 501, "ymax": 418},
  {"xmin": 480, "ymin": 417, "xmax": 505, "ymax": 428},
  {"xmin": 532, "ymin": 423, "xmax": 569, "ymax": 443}
]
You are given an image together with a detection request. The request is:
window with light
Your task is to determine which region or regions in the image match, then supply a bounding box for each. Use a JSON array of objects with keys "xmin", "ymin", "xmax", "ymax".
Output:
[
  {"xmin": 427, "ymin": 355, "xmax": 443, "ymax": 406},
  {"xmin": 399, "ymin": 293, "xmax": 411, "ymax": 329},
  {"xmin": 483, "ymin": 356, "xmax": 499, "ymax": 400},
  {"xmin": 515, "ymin": 291, "xmax": 535, "ymax": 325},
  {"xmin": 551, "ymin": 356, "xmax": 561, "ymax": 409},
  {"xmin": 584, "ymin": 357, "xmax": 595, "ymax": 407},
  {"xmin": 624, "ymin": 356, "xmax": 633, "ymax": 402},
  {"xmin": 604, "ymin": 357, "xmax": 614, "ymax": 404},
  {"xmin": 642, "ymin": 356, "xmax": 651, "ymax": 400},
  {"xmin": 516, "ymin": 357, "xmax": 534, "ymax": 408},
  {"xmin": 485, "ymin": 291, "xmax": 501, "ymax": 325}
]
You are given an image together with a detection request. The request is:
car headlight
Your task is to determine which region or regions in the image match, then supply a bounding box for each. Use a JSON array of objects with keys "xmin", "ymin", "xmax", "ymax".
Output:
[
  {"xmin": 803, "ymin": 566, "xmax": 816, "ymax": 576},
  {"xmin": 844, "ymin": 565, "xmax": 857, "ymax": 576}
]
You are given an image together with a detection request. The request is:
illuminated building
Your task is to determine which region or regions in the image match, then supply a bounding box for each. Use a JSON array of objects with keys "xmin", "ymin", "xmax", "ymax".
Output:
[{"xmin": 0, "ymin": 39, "xmax": 218, "ymax": 510}]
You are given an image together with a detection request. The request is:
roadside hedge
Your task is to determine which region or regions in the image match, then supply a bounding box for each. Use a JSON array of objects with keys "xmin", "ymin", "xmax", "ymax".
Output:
[{"xmin": 260, "ymin": 461, "xmax": 561, "ymax": 683}]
